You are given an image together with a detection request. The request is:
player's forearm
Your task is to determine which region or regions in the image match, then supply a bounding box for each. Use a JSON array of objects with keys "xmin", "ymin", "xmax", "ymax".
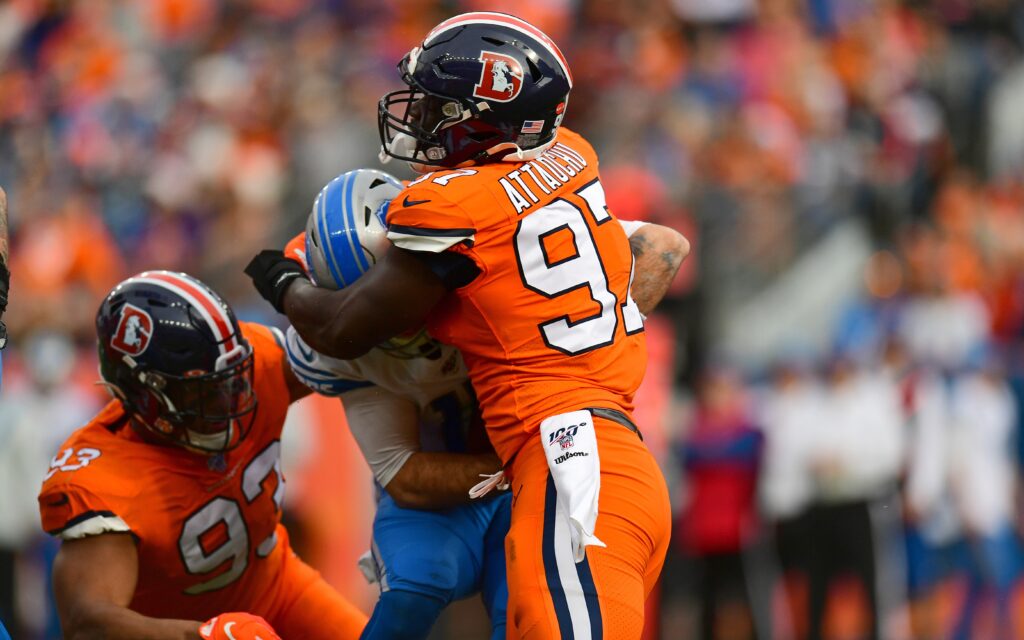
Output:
[
  {"xmin": 386, "ymin": 451, "xmax": 503, "ymax": 510},
  {"xmin": 628, "ymin": 225, "xmax": 689, "ymax": 315},
  {"xmin": 283, "ymin": 279, "xmax": 377, "ymax": 359},
  {"xmin": 62, "ymin": 601, "xmax": 200, "ymax": 640}
]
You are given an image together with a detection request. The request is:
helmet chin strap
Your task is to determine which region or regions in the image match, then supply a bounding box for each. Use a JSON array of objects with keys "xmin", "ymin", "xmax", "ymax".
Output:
[
  {"xmin": 187, "ymin": 422, "xmax": 234, "ymax": 451},
  {"xmin": 379, "ymin": 134, "xmax": 435, "ymax": 174},
  {"xmin": 492, "ymin": 138, "xmax": 557, "ymax": 162}
]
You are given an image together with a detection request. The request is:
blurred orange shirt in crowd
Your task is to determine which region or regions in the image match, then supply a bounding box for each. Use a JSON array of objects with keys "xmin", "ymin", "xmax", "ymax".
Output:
[{"xmin": 13, "ymin": 199, "xmax": 124, "ymax": 299}]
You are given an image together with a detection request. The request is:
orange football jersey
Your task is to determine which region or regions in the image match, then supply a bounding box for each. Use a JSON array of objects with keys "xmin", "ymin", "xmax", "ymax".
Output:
[
  {"xmin": 386, "ymin": 127, "xmax": 647, "ymax": 464},
  {"xmin": 38, "ymin": 323, "xmax": 296, "ymax": 621}
]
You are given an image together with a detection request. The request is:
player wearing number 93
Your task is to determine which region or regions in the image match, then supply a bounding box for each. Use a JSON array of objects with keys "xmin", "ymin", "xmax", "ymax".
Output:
[
  {"xmin": 36, "ymin": 271, "xmax": 367, "ymax": 640},
  {"xmin": 245, "ymin": 11, "xmax": 690, "ymax": 638}
]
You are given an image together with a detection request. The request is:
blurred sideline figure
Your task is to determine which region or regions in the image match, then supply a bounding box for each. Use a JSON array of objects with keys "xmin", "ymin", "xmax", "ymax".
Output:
[
  {"xmin": 37, "ymin": 271, "xmax": 367, "ymax": 640},
  {"xmin": 674, "ymin": 367, "xmax": 766, "ymax": 640},
  {"xmin": 282, "ymin": 168, "xmax": 690, "ymax": 639},
  {"xmin": 946, "ymin": 349, "xmax": 1021, "ymax": 640},
  {"xmin": 0, "ymin": 332, "xmax": 100, "ymax": 637},
  {"xmin": 758, "ymin": 356, "xmax": 824, "ymax": 639},
  {"xmin": 804, "ymin": 353, "xmax": 905, "ymax": 640},
  {"xmin": 891, "ymin": 338, "xmax": 962, "ymax": 640},
  {"xmin": 0, "ymin": 185, "xmax": 8, "ymax": 357}
]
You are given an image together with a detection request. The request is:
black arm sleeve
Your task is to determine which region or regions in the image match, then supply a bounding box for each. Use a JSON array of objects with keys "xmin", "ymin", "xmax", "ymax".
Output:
[{"xmin": 408, "ymin": 250, "xmax": 481, "ymax": 291}]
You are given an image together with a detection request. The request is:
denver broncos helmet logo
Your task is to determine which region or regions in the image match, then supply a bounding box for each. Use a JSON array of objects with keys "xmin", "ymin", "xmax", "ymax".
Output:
[
  {"xmin": 473, "ymin": 51, "xmax": 524, "ymax": 102},
  {"xmin": 111, "ymin": 303, "xmax": 154, "ymax": 356}
]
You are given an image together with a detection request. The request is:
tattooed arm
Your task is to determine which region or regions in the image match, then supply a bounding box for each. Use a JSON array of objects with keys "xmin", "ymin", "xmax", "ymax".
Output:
[
  {"xmin": 0, "ymin": 186, "xmax": 8, "ymax": 349},
  {"xmin": 626, "ymin": 222, "xmax": 689, "ymax": 316}
]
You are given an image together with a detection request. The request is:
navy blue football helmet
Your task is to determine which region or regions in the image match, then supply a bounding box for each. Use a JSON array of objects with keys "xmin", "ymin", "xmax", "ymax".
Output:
[
  {"xmin": 378, "ymin": 12, "xmax": 573, "ymax": 170},
  {"xmin": 96, "ymin": 271, "xmax": 256, "ymax": 454}
]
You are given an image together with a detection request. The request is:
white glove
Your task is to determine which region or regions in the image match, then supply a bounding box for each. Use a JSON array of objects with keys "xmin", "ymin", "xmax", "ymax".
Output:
[{"xmin": 468, "ymin": 470, "xmax": 510, "ymax": 499}]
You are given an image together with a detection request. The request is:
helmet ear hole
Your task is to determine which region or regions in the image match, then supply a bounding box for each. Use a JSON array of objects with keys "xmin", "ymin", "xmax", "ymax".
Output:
[
  {"xmin": 525, "ymin": 57, "xmax": 542, "ymax": 82},
  {"xmin": 306, "ymin": 169, "xmax": 403, "ymax": 290}
]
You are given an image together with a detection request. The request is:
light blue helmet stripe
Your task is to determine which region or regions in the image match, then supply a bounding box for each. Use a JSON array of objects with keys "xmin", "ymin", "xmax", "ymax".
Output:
[
  {"xmin": 326, "ymin": 172, "xmax": 364, "ymax": 287},
  {"xmin": 345, "ymin": 171, "xmax": 371, "ymax": 273},
  {"xmin": 316, "ymin": 182, "xmax": 347, "ymax": 288}
]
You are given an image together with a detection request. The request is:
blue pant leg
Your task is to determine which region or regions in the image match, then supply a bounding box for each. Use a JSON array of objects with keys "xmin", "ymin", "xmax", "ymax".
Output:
[
  {"xmin": 974, "ymin": 525, "xmax": 1021, "ymax": 639},
  {"xmin": 361, "ymin": 589, "xmax": 446, "ymax": 640},
  {"xmin": 480, "ymin": 493, "xmax": 511, "ymax": 640},
  {"xmin": 362, "ymin": 493, "xmax": 485, "ymax": 639}
]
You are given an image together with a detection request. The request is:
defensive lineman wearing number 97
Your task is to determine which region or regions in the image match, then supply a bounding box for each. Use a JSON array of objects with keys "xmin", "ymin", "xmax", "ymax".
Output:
[
  {"xmin": 245, "ymin": 11, "xmax": 690, "ymax": 638},
  {"xmin": 37, "ymin": 271, "xmax": 367, "ymax": 640}
]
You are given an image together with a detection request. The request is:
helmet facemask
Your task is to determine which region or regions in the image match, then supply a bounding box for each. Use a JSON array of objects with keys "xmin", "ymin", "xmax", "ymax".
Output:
[
  {"xmin": 378, "ymin": 54, "xmax": 506, "ymax": 171},
  {"xmin": 112, "ymin": 343, "xmax": 258, "ymax": 455}
]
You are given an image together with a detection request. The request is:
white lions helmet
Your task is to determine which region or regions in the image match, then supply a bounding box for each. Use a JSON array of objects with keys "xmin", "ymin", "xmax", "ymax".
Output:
[
  {"xmin": 304, "ymin": 168, "xmax": 438, "ymax": 359},
  {"xmin": 305, "ymin": 169, "xmax": 403, "ymax": 289}
]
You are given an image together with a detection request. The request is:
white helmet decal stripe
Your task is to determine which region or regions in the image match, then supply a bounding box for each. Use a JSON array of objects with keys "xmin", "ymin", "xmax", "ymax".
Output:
[{"xmin": 132, "ymin": 272, "xmax": 237, "ymax": 355}]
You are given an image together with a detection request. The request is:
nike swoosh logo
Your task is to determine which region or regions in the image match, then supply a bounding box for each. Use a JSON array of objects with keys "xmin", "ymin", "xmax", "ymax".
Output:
[
  {"xmin": 403, "ymin": 196, "xmax": 431, "ymax": 207},
  {"xmin": 224, "ymin": 621, "xmax": 238, "ymax": 640}
]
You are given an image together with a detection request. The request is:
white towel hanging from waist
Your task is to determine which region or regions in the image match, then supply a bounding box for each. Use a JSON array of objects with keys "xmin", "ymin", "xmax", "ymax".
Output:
[{"xmin": 540, "ymin": 409, "xmax": 607, "ymax": 563}]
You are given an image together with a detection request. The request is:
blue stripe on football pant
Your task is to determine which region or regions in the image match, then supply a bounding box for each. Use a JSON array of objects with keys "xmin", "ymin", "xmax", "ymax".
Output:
[
  {"xmin": 543, "ymin": 474, "xmax": 575, "ymax": 639},
  {"xmin": 545, "ymin": 473, "xmax": 604, "ymax": 639},
  {"xmin": 574, "ymin": 538, "xmax": 604, "ymax": 638}
]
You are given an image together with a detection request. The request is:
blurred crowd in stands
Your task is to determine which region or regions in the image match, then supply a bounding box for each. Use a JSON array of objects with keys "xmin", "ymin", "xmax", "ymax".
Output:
[{"xmin": 3, "ymin": 0, "xmax": 1024, "ymax": 638}]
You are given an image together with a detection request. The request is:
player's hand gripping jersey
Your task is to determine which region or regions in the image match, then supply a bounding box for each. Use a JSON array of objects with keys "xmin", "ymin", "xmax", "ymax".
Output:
[
  {"xmin": 38, "ymin": 323, "xmax": 356, "ymax": 631},
  {"xmin": 386, "ymin": 127, "xmax": 646, "ymax": 465}
]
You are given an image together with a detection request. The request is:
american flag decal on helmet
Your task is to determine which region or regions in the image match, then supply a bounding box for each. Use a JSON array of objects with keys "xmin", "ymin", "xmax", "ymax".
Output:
[{"xmin": 521, "ymin": 120, "xmax": 545, "ymax": 134}]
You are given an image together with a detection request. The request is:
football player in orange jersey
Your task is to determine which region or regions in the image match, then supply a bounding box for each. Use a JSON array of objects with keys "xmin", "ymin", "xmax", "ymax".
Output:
[
  {"xmin": 38, "ymin": 271, "xmax": 367, "ymax": 640},
  {"xmin": 245, "ymin": 12, "xmax": 688, "ymax": 639}
]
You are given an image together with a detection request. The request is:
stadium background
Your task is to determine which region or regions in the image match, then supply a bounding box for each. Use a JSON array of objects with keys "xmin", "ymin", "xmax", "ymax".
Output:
[{"xmin": 2, "ymin": 0, "xmax": 1024, "ymax": 638}]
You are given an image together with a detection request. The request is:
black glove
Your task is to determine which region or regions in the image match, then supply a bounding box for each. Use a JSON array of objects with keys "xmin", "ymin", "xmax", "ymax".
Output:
[
  {"xmin": 0, "ymin": 260, "xmax": 8, "ymax": 350},
  {"xmin": 244, "ymin": 250, "xmax": 307, "ymax": 314}
]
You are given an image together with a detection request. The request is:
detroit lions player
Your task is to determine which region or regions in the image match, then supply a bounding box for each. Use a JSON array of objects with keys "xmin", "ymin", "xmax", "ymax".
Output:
[{"xmin": 283, "ymin": 169, "xmax": 687, "ymax": 640}]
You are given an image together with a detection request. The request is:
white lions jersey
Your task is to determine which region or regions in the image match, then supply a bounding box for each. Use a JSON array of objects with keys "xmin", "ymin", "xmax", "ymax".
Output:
[{"xmin": 285, "ymin": 327, "xmax": 477, "ymax": 487}]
